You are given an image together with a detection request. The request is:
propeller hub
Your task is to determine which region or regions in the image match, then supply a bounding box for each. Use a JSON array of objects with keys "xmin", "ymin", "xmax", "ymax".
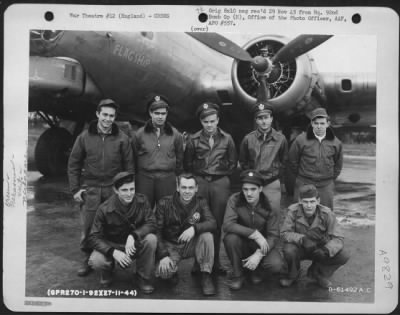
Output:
[{"xmin": 251, "ymin": 56, "xmax": 270, "ymax": 73}]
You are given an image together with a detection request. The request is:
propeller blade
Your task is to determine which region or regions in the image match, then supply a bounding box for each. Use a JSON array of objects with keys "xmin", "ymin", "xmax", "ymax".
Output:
[
  {"xmin": 272, "ymin": 34, "xmax": 333, "ymax": 63},
  {"xmin": 186, "ymin": 32, "xmax": 253, "ymax": 62},
  {"xmin": 256, "ymin": 76, "xmax": 271, "ymax": 102}
]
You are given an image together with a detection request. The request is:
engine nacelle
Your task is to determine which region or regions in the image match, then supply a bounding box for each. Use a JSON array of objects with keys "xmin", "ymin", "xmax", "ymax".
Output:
[{"xmin": 231, "ymin": 35, "xmax": 320, "ymax": 115}]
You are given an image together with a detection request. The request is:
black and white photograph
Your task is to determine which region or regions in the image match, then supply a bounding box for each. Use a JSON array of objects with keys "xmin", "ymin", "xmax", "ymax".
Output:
[{"xmin": 3, "ymin": 4, "xmax": 398, "ymax": 313}]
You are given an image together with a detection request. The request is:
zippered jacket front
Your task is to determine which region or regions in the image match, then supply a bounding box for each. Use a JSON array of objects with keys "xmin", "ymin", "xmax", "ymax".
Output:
[
  {"xmin": 222, "ymin": 192, "xmax": 280, "ymax": 250},
  {"xmin": 68, "ymin": 121, "xmax": 134, "ymax": 194}
]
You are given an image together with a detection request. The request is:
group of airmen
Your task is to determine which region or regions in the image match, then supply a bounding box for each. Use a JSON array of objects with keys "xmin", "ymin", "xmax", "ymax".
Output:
[{"xmin": 67, "ymin": 95, "xmax": 349, "ymax": 296}]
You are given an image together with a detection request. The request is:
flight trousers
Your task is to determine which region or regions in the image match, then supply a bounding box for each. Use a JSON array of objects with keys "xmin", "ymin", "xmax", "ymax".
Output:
[
  {"xmin": 223, "ymin": 233, "xmax": 285, "ymax": 278},
  {"xmin": 135, "ymin": 171, "xmax": 176, "ymax": 208},
  {"xmin": 196, "ymin": 175, "xmax": 230, "ymax": 268},
  {"xmin": 155, "ymin": 232, "xmax": 214, "ymax": 277},
  {"xmin": 262, "ymin": 179, "xmax": 282, "ymax": 212},
  {"xmin": 88, "ymin": 233, "xmax": 157, "ymax": 280},
  {"xmin": 282, "ymin": 243, "xmax": 350, "ymax": 280},
  {"xmin": 80, "ymin": 185, "xmax": 113, "ymax": 254}
]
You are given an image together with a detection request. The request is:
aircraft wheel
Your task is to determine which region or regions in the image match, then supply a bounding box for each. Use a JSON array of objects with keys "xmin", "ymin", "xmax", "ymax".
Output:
[{"xmin": 34, "ymin": 127, "xmax": 73, "ymax": 176}]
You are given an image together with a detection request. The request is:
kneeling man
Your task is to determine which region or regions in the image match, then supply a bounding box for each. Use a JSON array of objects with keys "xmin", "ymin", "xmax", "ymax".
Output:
[
  {"xmin": 280, "ymin": 184, "xmax": 350, "ymax": 288},
  {"xmin": 155, "ymin": 173, "xmax": 217, "ymax": 296},
  {"xmin": 223, "ymin": 170, "xmax": 284, "ymax": 290},
  {"xmin": 88, "ymin": 172, "xmax": 157, "ymax": 294}
]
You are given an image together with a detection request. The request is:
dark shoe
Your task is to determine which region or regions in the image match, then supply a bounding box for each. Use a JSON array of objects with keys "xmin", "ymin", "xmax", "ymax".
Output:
[
  {"xmin": 201, "ymin": 273, "xmax": 216, "ymax": 296},
  {"xmin": 314, "ymin": 275, "xmax": 332, "ymax": 288},
  {"xmin": 250, "ymin": 271, "xmax": 263, "ymax": 285},
  {"xmin": 77, "ymin": 260, "xmax": 92, "ymax": 277},
  {"xmin": 167, "ymin": 273, "xmax": 179, "ymax": 286},
  {"xmin": 228, "ymin": 276, "xmax": 245, "ymax": 290},
  {"xmin": 307, "ymin": 267, "xmax": 332, "ymax": 288},
  {"xmin": 100, "ymin": 270, "xmax": 113, "ymax": 288},
  {"xmin": 279, "ymin": 278, "xmax": 295, "ymax": 287},
  {"xmin": 137, "ymin": 274, "xmax": 155, "ymax": 294},
  {"xmin": 191, "ymin": 261, "xmax": 201, "ymax": 276},
  {"xmin": 212, "ymin": 264, "xmax": 227, "ymax": 275}
]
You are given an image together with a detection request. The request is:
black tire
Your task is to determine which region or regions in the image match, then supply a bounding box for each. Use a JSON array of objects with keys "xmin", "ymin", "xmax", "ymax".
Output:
[{"xmin": 34, "ymin": 127, "xmax": 73, "ymax": 176}]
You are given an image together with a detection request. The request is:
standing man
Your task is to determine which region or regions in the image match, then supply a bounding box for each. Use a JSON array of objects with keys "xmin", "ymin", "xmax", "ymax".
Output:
[
  {"xmin": 132, "ymin": 95, "xmax": 184, "ymax": 208},
  {"xmin": 68, "ymin": 99, "xmax": 134, "ymax": 277},
  {"xmin": 239, "ymin": 102, "xmax": 288, "ymax": 212},
  {"xmin": 155, "ymin": 173, "xmax": 217, "ymax": 296},
  {"xmin": 222, "ymin": 170, "xmax": 284, "ymax": 290},
  {"xmin": 280, "ymin": 184, "xmax": 349, "ymax": 288},
  {"xmin": 88, "ymin": 172, "xmax": 157, "ymax": 293},
  {"xmin": 184, "ymin": 102, "xmax": 237, "ymax": 274},
  {"xmin": 288, "ymin": 108, "xmax": 343, "ymax": 210}
]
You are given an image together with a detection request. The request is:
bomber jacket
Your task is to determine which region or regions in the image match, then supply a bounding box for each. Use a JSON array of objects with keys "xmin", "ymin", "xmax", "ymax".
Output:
[
  {"xmin": 88, "ymin": 193, "xmax": 157, "ymax": 257},
  {"xmin": 183, "ymin": 128, "xmax": 237, "ymax": 176},
  {"xmin": 288, "ymin": 126, "xmax": 343, "ymax": 184},
  {"xmin": 280, "ymin": 203, "xmax": 344, "ymax": 257},
  {"xmin": 155, "ymin": 192, "xmax": 217, "ymax": 259},
  {"xmin": 222, "ymin": 192, "xmax": 280, "ymax": 250},
  {"xmin": 239, "ymin": 128, "xmax": 288, "ymax": 183},
  {"xmin": 132, "ymin": 120, "xmax": 184, "ymax": 175},
  {"xmin": 68, "ymin": 121, "xmax": 134, "ymax": 194}
]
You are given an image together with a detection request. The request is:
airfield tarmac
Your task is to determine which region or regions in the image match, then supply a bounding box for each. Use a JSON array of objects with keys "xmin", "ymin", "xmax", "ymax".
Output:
[{"xmin": 24, "ymin": 126, "xmax": 376, "ymax": 303}]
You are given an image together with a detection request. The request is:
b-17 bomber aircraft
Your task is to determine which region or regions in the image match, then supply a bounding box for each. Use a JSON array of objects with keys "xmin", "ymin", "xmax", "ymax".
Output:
[{"xmin": 29, "ymin": 30, "xmax": 376, "ymax": 186}]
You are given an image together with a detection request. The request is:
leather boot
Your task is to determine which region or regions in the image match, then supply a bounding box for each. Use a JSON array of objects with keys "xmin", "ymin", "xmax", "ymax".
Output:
[
  {"xmin": 279, "ymin": 278, "xmax": 295, "ymax": 287},
  {"xmin": 191, "ymin": 261, "xmax": 201, "ymax": 276},
  {"xmin": 250, "ymin": 270, "xmax": 264, "ymax": 285},
  {"xmin": 77, "ymin": 255, "xmax": 92, "ymax": 277},
  {"xmin": 100, "ymin": 270, "xmax": 113, "ymax": 288},
  {"xmin": 137, "ymin": 274, "xmax": 155, "ymax": 294},
  {"xmin": 201, "ymin": 272, "xmax": 216, "ymax": 296},
  {"xmin": 228, "ymin": 275, "xmax": 245, "ymax": 290}
]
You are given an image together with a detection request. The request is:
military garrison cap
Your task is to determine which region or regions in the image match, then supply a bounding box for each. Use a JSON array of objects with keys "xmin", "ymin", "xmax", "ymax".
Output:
[
  {"xmin": 308, "ymin": 108, "xmax": 329, "ymax": 121},
  {"xmin": 252, "ymin": 102, "xmax": 273, "ymax": 118},
  {"xmin": 240, "ymin": 170, "xmax": 264, "ymax": 186},
  {"xmin": 112, "ymin": 171, "xmax": 135, "ymax": 189},
  {"xmin": 298, "ymin": 184, "xmax": 319, "ymax": 199},
  {"xmin": 148, "ymin": 95, "xmax": 170, "ymax": 112},
  {"xmin": 97, "ymin": 98, "xmax": 120, "ymax": 112},
  {"xmin": 196, "ymin": 102, "xmax": 220, "ymax": 120}
]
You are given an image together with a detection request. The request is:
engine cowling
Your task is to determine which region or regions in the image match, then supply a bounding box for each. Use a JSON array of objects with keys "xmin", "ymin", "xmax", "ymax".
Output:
[{"xmin": 231, "ymin": 35, "xmax": 320, "ymax": 116}]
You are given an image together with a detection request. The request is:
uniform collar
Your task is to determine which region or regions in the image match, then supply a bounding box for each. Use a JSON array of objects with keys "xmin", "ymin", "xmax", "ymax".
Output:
[
  {"xmin": 88, "ymin": 120, "xmax": 119, "ymax": 136},
  {"xmin": 313, "ymin": 132, "xmax": 326, "ymax": 142},
  {"xmin": 144, "ymin": 119, "xmax": 173, "ymax": 135},
  {"xmin": 296, "ymin": 204, "xmax": 322, "ymax": 227},
  {"xmin": 200, "ymin": 127, "xmax": 226, "ymax": 139},
  {"xmin": 105, "ymin": 194, "xmax": 135, "ymax": 213},
  {"xmin": 306, "ymin": 125, "xmax": 335, "ymax": 141},
  {"xmin": 255, "ymin": 127, "xmax": 278, "ymax": 141},
  {"xmin": 97, "ymin": 125, "xmax": 112, "ymax": 135}
]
